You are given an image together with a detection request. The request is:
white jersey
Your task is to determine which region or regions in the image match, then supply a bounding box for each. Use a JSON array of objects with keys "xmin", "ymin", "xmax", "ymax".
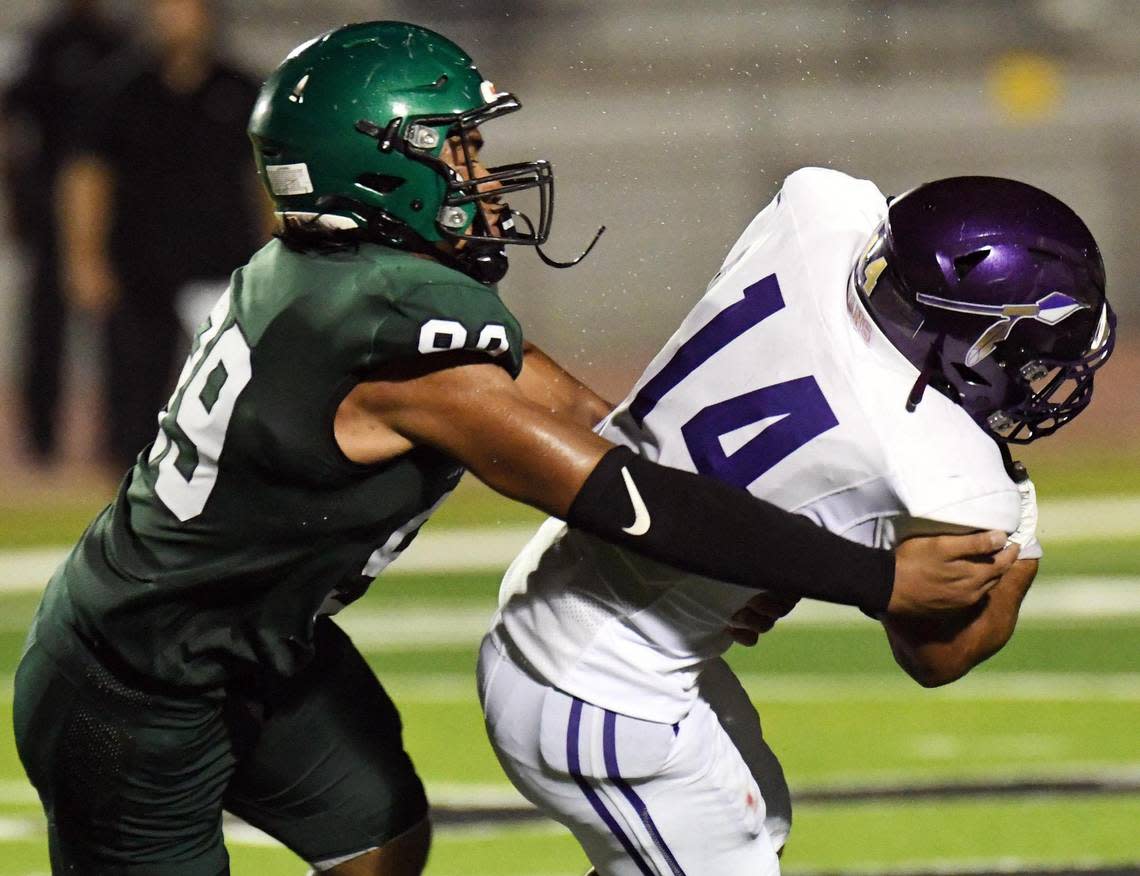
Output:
[{"xmin": 496, "ymin": 167, "xmax": 1041, "ymax": 724}]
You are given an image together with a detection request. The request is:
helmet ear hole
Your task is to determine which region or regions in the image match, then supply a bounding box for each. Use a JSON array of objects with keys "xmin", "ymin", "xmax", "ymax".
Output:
[
  {"xmin": 952, "ymin": 362, "xmax": 992, "ymax": 386},
  {"xmin": 952, "ymin": 249, "xmax": 990, "ymax": 280},
  {"xmin": 356, "ymin": 173, "xmax": 405, "ymax": 195}
]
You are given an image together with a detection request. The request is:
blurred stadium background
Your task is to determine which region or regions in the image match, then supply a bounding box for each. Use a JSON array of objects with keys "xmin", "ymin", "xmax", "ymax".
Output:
[{"xmin": 0, "ymin": 1, "xmax": 1136, "ymax": 874}]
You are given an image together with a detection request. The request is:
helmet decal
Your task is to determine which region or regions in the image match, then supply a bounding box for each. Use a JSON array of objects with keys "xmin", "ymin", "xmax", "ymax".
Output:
[
  {"xmin": 265, "ymin": 163, "xmax": 315, "ymax": 197},
  {"xmin": 916, "ymin": 291, "xmax": 1090, "ymax": 366},
  {"xmin": 862, "ymin": 257, "xmax": 888, "ymax": 296}
]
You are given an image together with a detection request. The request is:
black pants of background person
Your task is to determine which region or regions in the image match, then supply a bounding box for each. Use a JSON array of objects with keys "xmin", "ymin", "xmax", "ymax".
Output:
[
  {"xmin": 104, "ymin": 298, "xmax": 182, "ymax": 472},
  {"xmin": 20, "ymin": 238, "xmax": 66, "ymax": 463}
]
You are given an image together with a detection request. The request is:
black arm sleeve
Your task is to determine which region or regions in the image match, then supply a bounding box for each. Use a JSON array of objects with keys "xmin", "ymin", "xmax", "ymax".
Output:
[{"xmin": 566, "ymin": 446, "xmax": 894, "ymax": 615}]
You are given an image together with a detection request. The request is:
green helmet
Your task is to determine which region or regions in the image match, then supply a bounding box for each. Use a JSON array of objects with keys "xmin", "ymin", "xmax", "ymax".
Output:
[{"xmin": 248, "ymin": 21, "xmax": 571, "ymax": 282}]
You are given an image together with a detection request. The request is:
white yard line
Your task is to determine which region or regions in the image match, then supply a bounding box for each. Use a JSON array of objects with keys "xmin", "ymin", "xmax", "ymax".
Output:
[
  {"xmin": 2, "ymin": 494, "xmax": 1140, "ymax": 593},
  {"xmin": 364, "ymin": 671, "xmax": 1140, "ymax": 704},
  {"xmin": 330, "ymin": 576, "xmax": 1140, "ymax": 651},
  {"xmin": 1036, "ymin": 494, "xmax": 1140, "ymax": 542},
  {"xmin": 0, "ymin": 526, "xmax": 542, "ymax": 592},
  {"xmin": 0, "ymin": 670, "xmax": 1135, "ymax": 706}
]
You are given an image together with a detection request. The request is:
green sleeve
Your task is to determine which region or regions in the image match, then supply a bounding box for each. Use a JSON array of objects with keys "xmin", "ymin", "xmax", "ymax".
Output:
[{"xmin": 364, "ymin": 281, "xmax": 525, "ymax": 377}]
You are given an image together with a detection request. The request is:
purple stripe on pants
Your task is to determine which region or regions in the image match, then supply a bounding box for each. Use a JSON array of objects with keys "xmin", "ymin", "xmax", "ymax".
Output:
[
  {"xmin": 602, "ymin": 710, "xmax": 688, "ymax": 876},
  {"xmin": 568, "ymin": 698, "xmax": 656, "ymax": 876}
]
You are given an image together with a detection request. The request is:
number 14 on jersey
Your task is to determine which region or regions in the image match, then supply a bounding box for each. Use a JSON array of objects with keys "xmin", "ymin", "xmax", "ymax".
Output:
[{"xmin": 629, "ymin": 274, "xmax": 838, "ymax": 489}]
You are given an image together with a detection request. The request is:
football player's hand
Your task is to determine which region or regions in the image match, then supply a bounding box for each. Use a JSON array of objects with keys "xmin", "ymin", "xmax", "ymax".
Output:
[
  {"xmin": 725, "ymin": 591, "xmax": 800, "ymax": 646},
  {"xmin": 889, "ymin": 531, "xmax": 1018, "ymax": 616},
  {"xmin": 66, "ymin": 256, "xmax": 119, "ymax": 316}
]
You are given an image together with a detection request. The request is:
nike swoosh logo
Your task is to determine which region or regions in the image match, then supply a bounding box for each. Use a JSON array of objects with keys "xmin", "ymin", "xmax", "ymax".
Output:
[{"xmin": 620, "ymin": 466, "xmax": 651, "ymax": 536}]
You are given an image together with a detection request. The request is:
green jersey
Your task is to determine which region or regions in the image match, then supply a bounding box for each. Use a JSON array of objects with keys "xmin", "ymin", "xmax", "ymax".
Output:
[{"xmin": 34, "ymin": 240, "xmax": 523, "ymax": 691}]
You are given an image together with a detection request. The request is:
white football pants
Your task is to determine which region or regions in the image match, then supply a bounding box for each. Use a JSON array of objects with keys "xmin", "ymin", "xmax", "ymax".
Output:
[{"xmin": 477, "ymin": 630, "xmax": 791, "ymax": 876}]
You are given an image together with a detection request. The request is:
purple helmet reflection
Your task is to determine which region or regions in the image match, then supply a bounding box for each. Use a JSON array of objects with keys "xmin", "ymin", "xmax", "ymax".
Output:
[{"xmin": 853, "ymin": 176, "xmax": 1115, "ymax": 444}]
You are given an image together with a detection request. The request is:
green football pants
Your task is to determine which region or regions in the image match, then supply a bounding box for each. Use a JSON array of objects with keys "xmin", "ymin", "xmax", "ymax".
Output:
[{"xmin": 13, "ymin": 618, "xmax": 427, "ymax": 874}]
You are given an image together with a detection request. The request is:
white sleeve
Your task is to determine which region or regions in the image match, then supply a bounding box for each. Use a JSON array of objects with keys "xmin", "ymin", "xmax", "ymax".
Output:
[
  {"xmin": 907, "ymin": 489, "xmax": 1022, "ymax": 534},
  {"xmin": 883, "ymin": 396, "xmax": 1037, "ymax": 548},
  {"xmin": 887, "ymin": 479, "xmax": 1043, "ymax": 560}
]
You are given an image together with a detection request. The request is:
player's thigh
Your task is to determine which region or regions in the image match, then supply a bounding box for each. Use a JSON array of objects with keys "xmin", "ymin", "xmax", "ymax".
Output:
[
  {"xmin": 225, "ymin": 619, "xmax": 428, "ymax": 872},
  {"xmin": 479, "ymin": 635, "xmax": 779, "ymax": 876},
  {"xmin": 696, "ymin": 658, "xmax": 792, "ymax": 849},
  {"xmin": 562, "ymin": 696, "xmax": 780, "ymax": 876},
  {"xmin": 13, "ymin": 637, "xmax": 236, "ymax": 875}
]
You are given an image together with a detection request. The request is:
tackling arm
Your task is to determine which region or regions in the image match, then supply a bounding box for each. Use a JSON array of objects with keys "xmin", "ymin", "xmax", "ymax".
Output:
[
  {"xmin": 336, "ymin": 354, "xmax": 1017, "ymax": 617},
  {"xmin": 883, "ymin": 557, "xmax": 1038, "ymax": 687},
  {"xmin": 515, "ymin": 341, "xmax": 613, "ymax": 428}
]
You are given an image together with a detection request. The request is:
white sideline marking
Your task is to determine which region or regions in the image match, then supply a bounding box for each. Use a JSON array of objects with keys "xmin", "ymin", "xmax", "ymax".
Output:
[{"xmin": 2, "ymin": 493, "xmax": 1139, "ymax": 592}]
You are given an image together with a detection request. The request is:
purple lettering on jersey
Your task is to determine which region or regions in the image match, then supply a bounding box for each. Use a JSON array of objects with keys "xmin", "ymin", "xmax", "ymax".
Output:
[
  {"xmin": 629, "ymin": 272, "xmax": 839, "ymax": 488},
  {"xmin": 682, "ymin": 376, "xmax": 839, "ymax": 489},
  {"xmin": 629, "ymin": 274, "xmax": 784, "ymax": 424}
]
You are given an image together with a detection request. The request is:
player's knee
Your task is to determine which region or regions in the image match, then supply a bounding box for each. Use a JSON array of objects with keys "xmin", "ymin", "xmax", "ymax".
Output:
[
  {"xmin": 390, "ymin": 817, "xmax": 432, "ymax": 876},
  {"xmin": 322, "ymin": 817, "xmax": 432, "ymax": 876}
]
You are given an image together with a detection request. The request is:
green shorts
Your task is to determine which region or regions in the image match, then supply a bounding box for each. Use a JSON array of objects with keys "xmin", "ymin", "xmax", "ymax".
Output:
[{"xmin": 13, "ymin": 618, "xmax": 427, "ymax": 875}]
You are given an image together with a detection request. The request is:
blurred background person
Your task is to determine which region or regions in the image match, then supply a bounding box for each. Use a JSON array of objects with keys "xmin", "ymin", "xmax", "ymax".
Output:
[
  {"xmin": 0, "ymin": 0, "xmax": 125, "ymax": 466},
  {"xmin": 56, "ymin": 0, "xmax": 267, "ymax": 473},
  {"xmin": 0, "ymin": 3, "xmax": 1136, "ymax": 872}
]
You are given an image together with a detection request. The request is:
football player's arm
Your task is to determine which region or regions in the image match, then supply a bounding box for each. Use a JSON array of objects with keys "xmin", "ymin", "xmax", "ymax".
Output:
[
  {"xmin": 883, "ymin": 558, "xmax": 1037, "ymax": 687},
  {"xmin": 515, "ymin": 341, "xmax": 613, "ymax": 428},
  {"xmin": 56, "ymin": 154, "xmax": 119, "ymax": 315},
  {"xmin": 336, "ymin": 353, "xmax": 1016, "ymax": 616}
]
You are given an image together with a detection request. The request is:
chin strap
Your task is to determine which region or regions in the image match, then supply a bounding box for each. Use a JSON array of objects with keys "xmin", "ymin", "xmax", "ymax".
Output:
[
  {"xmin": 536, "ymin": 224, "xmax": 606, "ymax": 269},
  {"xmin": 905, "ymin": 340, "xmax": 944, "ymax": 413},
  {"xmin": 998, "ymin": 442, "xmax": 1029, "ymax": 483},
  {"xmin": 308, "ymin": 197, "xmax": 604, "ymax": 285},
  {"xmin": 513, "ymin": 210, "xmax": 606, "ymax": 269}
]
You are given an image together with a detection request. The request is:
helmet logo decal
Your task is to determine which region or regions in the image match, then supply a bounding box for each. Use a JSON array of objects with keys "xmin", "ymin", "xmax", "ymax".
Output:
[
  {"xmin": 862, "ymin": 256, "xmax": 888, "ymax": 296},
  {"xmin": 266, "ymin": 163, "xmax": 315, "ymax": 196},
  {"xmin": 916, "ymin": 290, "xmax": 1089, "ymax": 367}
]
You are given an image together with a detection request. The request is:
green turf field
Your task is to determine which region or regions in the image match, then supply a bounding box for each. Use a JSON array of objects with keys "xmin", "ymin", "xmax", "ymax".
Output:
[{"xmin": 0, "ymin": 472, "xmax": 1137, "ymax": 875}]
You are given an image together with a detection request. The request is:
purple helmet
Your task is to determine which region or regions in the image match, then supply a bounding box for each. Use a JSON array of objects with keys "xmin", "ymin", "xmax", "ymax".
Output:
[{"xmin": 853, "ymin": 176, "xmax": 1115, "ymax": 443}]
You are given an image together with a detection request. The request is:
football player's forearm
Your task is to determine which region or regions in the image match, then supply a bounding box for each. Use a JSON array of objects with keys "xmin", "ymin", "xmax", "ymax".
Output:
[
  {"xmin": 885, "ymin": 559, "xmax": 1037, "ymax": 687},
  {"xmin": 517, "ymin": 342, "xmax": 613, "ymax": 428},
  {"xmin": 567, "ymin": 447, "xmax": 896, "ymax": 613},
  {"xmin": 380, "ymin": 364, "xmax": 895, "ymax": 612}
]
